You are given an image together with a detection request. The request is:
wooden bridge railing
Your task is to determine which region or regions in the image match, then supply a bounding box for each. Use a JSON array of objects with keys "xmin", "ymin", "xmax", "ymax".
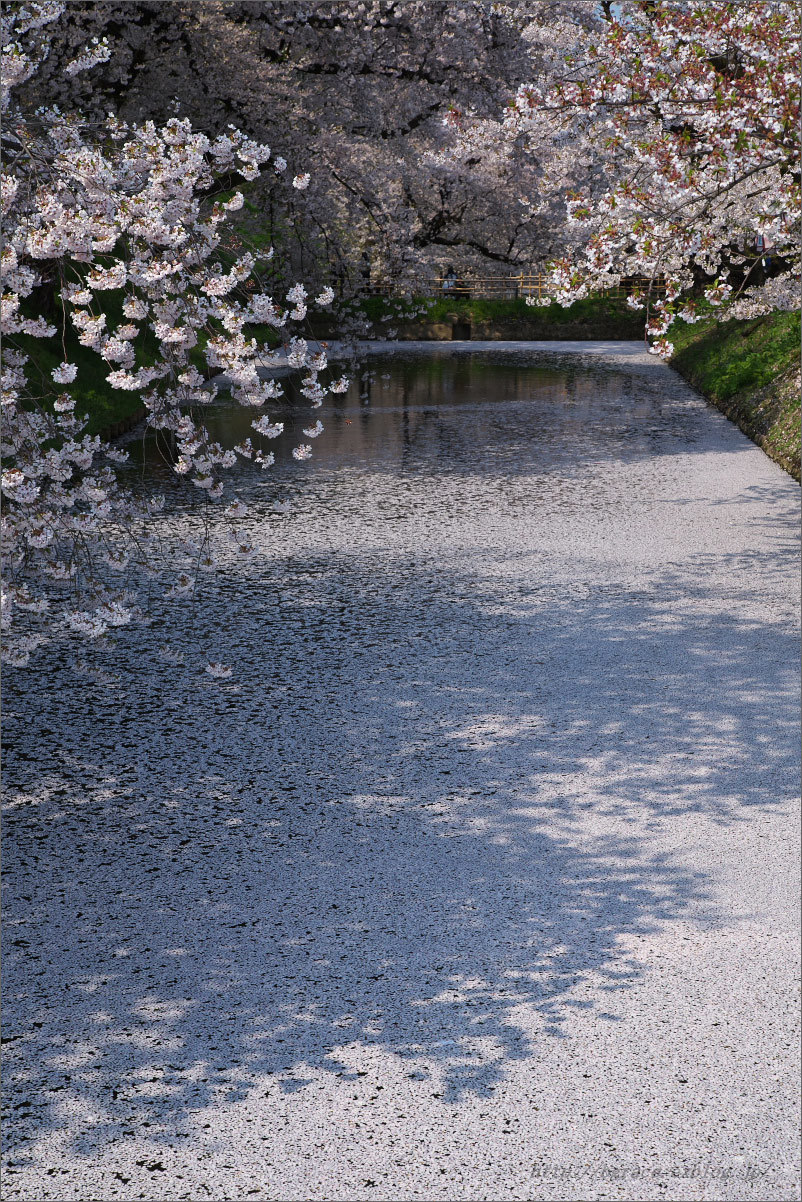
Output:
[{"xmin": 361, "ymin": 275, "xmax": 666, "ymax": 300}]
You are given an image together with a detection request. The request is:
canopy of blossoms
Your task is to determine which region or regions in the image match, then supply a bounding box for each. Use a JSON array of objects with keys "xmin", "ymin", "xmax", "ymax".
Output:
[
  {"xmin": 509, "ymin": 0, "xmax": 801, "ymax": 355},
  {"xmin": 13, "ymin": 0, "xmax": 606, "ymax": 286}
]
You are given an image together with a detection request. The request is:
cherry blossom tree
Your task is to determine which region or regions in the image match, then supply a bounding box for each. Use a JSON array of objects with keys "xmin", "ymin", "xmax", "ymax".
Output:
[
  {"xmin": 509, "ymin": 0, "xmax": 801, "ymax": 355},
  {"xmin": 1, "ymin": 1, "xmax": 346, "ymax": 669},
  {"xmin": 14, "ymin": 0, "xmax": 603, "ymax": 286}
]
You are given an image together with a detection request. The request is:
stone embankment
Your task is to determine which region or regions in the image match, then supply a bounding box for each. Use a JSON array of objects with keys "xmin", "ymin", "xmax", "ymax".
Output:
[
  {"xmin": 389, "ymin": 316, "xmax": 646, "ymax": 341},
  {"xmin": 97, "ymin": 405, "xmax": 148, "ymax": 442},
  {"xmin": 312, "ymin": 311, "xmax": 647, "ymax": 343}
]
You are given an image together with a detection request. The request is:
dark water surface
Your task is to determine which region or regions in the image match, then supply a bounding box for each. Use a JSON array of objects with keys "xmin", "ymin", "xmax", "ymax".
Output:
[{"xmin": 131, "ymin": 349, "xmax": 704, "ymax": 486}]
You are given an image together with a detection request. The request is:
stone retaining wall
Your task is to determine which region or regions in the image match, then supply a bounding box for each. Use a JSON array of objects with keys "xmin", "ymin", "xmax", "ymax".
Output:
[
  {"xmin": 391, "ymin": 318, "xmax": 646, "ymax": 341},
  {"xmin": 98, "ymin": 405, "xmax": 148, "ymax": 442}
]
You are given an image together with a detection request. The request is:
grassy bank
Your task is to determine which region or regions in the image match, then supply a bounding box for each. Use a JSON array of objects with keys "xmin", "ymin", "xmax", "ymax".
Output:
[
  {"xmin": 352, "ymin": 294, "xmax": 646, "ymax": 337},
  {"xmin": 19, "ymin": 326, "xmax": 148, "ymax": 438},
  {"xmin": 417, "ymin": 295, "xmax": 638, "ymax": 326},
  {"xmin": 670, "ymin": 309, "xmax": 801, "ymax": 480}
]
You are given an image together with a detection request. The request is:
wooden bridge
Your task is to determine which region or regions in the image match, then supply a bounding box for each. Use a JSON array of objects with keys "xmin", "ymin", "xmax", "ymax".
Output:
[{"xmin": 363, "ymin": 274, "xmax": 666, "ymax": 300}]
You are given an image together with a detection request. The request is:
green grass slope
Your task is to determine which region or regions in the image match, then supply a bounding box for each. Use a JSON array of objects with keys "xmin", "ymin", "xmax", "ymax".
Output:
[
  {"xmin": 354, "ymin": 294, "xmax": 645, "ymax": 334},
  {"xmin": 670, "ymin": 309, "xmax": 800, "ymax": 480}
]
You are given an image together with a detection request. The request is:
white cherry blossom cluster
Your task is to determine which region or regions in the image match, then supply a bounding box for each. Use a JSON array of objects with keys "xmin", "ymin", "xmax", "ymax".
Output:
[
  {"xmin": 1, "ymin": 2, "xmax": 348, "ymax": 669},
  {"xmin": 509, "ymin": 0, "xmax": 800, "ymax": 355}
]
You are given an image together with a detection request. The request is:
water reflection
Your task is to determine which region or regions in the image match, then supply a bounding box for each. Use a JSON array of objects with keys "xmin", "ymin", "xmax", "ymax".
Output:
[{"xmin": 127, "ymin": 350, "xmax": 701, "ymax": 489}]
